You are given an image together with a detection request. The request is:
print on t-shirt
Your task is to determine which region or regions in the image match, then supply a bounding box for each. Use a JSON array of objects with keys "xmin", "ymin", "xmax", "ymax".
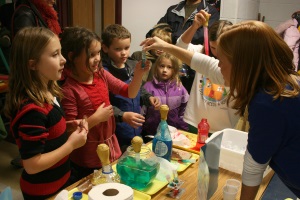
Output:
[{"xmin": 199, "ymin": 76, "xmax": 227, "ymax": 106}]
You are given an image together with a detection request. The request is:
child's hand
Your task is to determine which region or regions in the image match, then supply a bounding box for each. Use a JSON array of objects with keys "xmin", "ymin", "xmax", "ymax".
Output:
[
  {"xmin": 134, "ymin": 60, "xmax": 151, "ymax": 77},
  {"xmin": 68, "ymin": 117, "xmax": 88, "ymax": 150},
  {"xmin": 66, "ymin": 119, "xmax": 85, "ymax": 133},
  {"xmin": 95, "ymin": 103, "xmax": 113, "ymax": 123},
  {"xmin": 149, "ymin": 96, "xmax": 161, "ymax": 110},
  {"xmin": 122, "ymin": 112, "xmax": 145, "ymax": 129}
]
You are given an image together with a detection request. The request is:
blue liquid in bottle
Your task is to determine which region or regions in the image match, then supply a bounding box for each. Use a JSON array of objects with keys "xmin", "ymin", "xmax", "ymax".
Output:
[{"xmin": 152, "ymin": 105, "xmax": 172, "ymax": 161}]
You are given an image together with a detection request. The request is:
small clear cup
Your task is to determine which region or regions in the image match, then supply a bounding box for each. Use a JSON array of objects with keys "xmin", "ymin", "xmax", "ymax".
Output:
[
  {"xmin": 223, "ymin": 185, "xmax": 238, "ymax": 200},
  {"xmin": 226, "ymin": 179, "xmax": 241, "ymax": 190}
]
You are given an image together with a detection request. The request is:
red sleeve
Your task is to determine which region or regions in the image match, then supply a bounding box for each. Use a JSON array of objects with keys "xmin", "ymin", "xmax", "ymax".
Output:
[
  {"xmin": 102, "ymin": 69, "xmax": 129, "ymax": 97},
  {"xmin": 119, "ymin": 84, "xmax": 129, "ymax": 97}
]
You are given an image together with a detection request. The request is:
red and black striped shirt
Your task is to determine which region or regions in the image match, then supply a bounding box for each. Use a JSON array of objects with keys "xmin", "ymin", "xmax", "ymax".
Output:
[{"xmin": 10, "ymin": 101, "xmax": 70, "ymax": 199}]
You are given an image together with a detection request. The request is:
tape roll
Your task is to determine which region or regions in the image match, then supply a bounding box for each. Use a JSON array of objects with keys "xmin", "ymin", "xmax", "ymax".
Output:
[{"xmin": 88, "ymin": 183, "xmax": 133, "ymax": 200}]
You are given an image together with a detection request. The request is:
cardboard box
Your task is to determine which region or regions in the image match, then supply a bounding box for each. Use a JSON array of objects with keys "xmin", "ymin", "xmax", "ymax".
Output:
[{"xmin": 208, "ymin": 128, "xmax": 271, "ymax": 177}]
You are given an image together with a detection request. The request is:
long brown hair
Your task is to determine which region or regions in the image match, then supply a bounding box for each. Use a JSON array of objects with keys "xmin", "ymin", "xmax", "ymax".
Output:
[
  {"xmin": 153, "ymin": 52, "xmax": 182, "ymax": 86},
  {"xmin": 218, "ymin": 21, "xmax": 299, "ymax": 116},
  {"xmin": 61, "ymin": 26, "xmax": 102, "ymax": 74},
  {"xmin": 4, "ymin": 27, "xmax": 62, "ymax": 118}
]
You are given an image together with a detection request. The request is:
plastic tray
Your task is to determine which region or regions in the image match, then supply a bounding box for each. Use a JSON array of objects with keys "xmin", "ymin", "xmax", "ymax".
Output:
[
  {"xmin": 146, "ymin": 143, "xmax": 199, "ymax": 172},
  {"xmin": 112, "ymin": 164, "xmax": 167, "ymax": 195},
  {"xmin": 172, "ymin": 130, "xmax": 205, "ymax": 154},
  {"xmin": 68, "ymin": 187, "xmax": 151, "ymax": 200},
  {"xmin": 174, "ymin": 152, "xmax": 199, "ymax": 172}
]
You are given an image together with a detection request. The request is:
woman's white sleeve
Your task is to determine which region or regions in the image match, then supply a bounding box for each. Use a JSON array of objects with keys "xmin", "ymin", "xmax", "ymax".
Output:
[
  {"xmin": 190, "ymin": 52, "xmax": 224, "ymax": 85},
  {"xmin": 176, "ymin": 36, "xmax": 203, "ymax": 52},
  {"xmin": 242, "ymin": 149, "xmax": 270, "ymax": 186}
]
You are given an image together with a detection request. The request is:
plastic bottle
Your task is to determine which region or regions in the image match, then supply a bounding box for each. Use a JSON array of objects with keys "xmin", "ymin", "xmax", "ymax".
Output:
[
  {"xmin": 152, "ymin": 105, "xmax": 173, "ymax": 161},
  {"xmin": 197, "ymin": 118, "xmax": 210, "ymax": 143},
  {"xmin": 91, "ymin": 144, "xmax": 120, "ymax": 185}
]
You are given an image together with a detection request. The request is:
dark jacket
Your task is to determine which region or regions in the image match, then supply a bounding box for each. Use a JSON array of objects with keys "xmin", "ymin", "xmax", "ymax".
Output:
[
  {"xmin": 158, "ymin": 0, "xmax": 220, "ymax": 45},
  {"xmin": 103, "ymin": 57, "xmax": 152, "ymax": 147},
  {"xmin": 12, "ymin": 0, "xmax": 48, "ymax": 37}
]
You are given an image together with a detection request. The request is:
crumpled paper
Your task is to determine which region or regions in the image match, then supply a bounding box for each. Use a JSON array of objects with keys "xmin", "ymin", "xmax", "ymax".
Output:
[
  {"xmin": 155, "ymin": 157, "xmax": 178, "ymax": 182},
  {"xmin": 169, "ymin": 125, "xmax": 191, "ymax": 148}
]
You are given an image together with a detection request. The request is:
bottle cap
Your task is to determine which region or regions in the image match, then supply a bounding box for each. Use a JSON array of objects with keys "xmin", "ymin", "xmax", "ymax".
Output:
[
  {"xmin": 160, "ymin": 105, "xmax": 169, "ymax": 120},
  {"xmin": 131, "ymin": 136, "xmax": 143, "ymax": 153},
  {"xmin": 73, "ymin": 191, "xmax": 82, "ymax": 200},
  {"xmin": 96, "ymin": 144, "xmax": 110, "ymax": 166}
]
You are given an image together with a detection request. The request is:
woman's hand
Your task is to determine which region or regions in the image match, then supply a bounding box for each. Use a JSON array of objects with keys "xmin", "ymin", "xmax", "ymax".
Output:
[{"xmin": 140, "ymin": 36, "xmax": 169, "ymax": 52}]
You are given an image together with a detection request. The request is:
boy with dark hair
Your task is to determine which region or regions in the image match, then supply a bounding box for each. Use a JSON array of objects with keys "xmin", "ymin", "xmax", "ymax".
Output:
[{"xmin": 101, "ymin": 24, "xmax": 160, "ymax": 152}]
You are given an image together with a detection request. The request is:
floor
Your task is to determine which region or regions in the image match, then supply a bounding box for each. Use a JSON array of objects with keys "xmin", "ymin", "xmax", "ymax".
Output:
[{"xmin": 0, "ymin": 140, "xmax": 23, "ymax": 200}]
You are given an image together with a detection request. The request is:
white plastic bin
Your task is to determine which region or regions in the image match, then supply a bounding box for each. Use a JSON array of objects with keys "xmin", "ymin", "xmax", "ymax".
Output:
[{"xmin": 208, "ymin": 128, "xmax": 271, "ymax": 176}]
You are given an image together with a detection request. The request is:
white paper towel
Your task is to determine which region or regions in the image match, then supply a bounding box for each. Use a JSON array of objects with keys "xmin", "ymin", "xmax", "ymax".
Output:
[{"xmin": 88, "ymin": 183, "xmax": 133, "ymax": 200}]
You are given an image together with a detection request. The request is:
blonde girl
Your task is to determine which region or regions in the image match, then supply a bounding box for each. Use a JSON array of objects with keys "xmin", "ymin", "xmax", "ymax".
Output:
[
  {"xmin": 142, "ymin": 53, "xmax": 189, "ymax": 141},
  {"xmin": 4, "ymin": 27, "xmax": 87, "ymax": 200}
]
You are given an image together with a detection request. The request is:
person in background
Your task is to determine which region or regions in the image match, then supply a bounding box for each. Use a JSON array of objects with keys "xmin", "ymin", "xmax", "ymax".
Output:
[
  {"xmin": 275, "ymin": 11, "xmax": 300, "ymax": 71},
  {"xmin": 101, "ymin": 24, "xmax": 160, "ymax": 152},
  {"xmin": 158, "ymin": 0, "xmax": 219, "ymax": 45},
  {"xmin": 176, "ymin": 10, "xmax": 238, "ymax": 134},
  {"xmin": 12, "ymin": 0, "xmax": 61, "ymax": 38},
  {"xmin": 142, "ymin": 52, "xmax": 189, "ymax": 142},
  {"xmin": 157, "ymin": 0, "xmax": 220, "ymax": 94},
  {"xmin": 4, "ymin": 27, "xmax": 88, "ymax": 200},
  {"xmin": 60, "ymin": 26, "xmax": 151, "ymax": 182},
  {"xmin": 0, "ymin": 23, "xmax": 11, "ymax": 75},
  {"xmin": 131, "ymin": 23, "xmax": 173, "ymax": 83}
]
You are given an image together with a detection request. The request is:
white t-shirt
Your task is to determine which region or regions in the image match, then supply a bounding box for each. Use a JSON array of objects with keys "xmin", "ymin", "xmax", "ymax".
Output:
[{"xmin": 177, "ymin": 37, "xmax": 239, "ymax": 132}]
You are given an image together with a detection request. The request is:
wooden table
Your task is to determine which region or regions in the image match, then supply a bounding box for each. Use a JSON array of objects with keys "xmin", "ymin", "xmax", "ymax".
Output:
[
  {"xmin": 49, "ymin": 160, "xmax": 274, "ymax": 200},
  {"xmin": 151, "ymin": 161, "xmax": 274, "ymax": 200}
]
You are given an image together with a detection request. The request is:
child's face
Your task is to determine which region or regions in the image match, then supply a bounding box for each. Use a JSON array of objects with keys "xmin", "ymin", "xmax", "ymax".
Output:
[
  {"xmin": 103, "ymin": 38, "xmax": 130, "ymax": 68},
  {"xmin": 157, "ymin": 57, "xmax": 173, "ymax": 81},
  {"xmin": 74, "ymin": 40, "xmax": 101, "ymax": 75},
  {"xmin": 209, "ymin": 41, "xmax": 217, "ymax": 57},
  {"xmin": 33, "ymin": 36, "xmax": 66, "ymax": 84}
]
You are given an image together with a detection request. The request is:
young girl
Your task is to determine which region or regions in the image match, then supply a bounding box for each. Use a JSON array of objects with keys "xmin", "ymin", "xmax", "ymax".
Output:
[
  {"xmin": 60, "ymin": 26, "xmax": 150, "ymax": 182},
  {"xmin": 4, "ymin": 27, "xmax": 88, "ymax": 200},
  {"xmin": 131, "ymin": 23, "xmax": 172, "ymax": 83},
  {"xmin": 142, "ymin": 10, "xmax": 238, "ymax": 134},
  {"xmin": 142, "ymin": 52, "xmax": 189, "ymax": 140}
]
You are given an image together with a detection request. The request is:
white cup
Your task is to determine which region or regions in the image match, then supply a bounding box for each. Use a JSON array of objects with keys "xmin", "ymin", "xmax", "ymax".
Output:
[
  {"xmin": 223, "ymin": 185, "xmax": 238, "ymax": 200},
  {"xmin": 226, "ymin": 179, "xmax": 241, "ymax": 190}
]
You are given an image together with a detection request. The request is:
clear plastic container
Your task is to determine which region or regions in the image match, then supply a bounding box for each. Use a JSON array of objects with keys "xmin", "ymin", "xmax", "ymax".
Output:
[{"xmin": 117, "ymin": 137, "xmax": 160, "ymax": 190}]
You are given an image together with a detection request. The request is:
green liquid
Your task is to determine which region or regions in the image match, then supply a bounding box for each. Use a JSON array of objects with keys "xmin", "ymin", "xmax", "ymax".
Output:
[{"xmin": 117, "ymin": 156, "xmax": 159, "ymax": 190}]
